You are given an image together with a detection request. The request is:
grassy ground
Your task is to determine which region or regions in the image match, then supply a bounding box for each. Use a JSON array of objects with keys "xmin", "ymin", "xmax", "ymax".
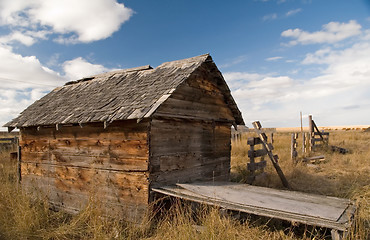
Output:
[
  {"xmin": 0, "ymin": 130, "xmax": 369, "ymax": 239},
  {"xmin": 231, "ymin": 130, "xmax": 370, "ymax": 239}
]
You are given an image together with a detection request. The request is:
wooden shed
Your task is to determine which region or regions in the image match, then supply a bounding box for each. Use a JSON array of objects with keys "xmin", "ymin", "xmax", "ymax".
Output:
[{"xmin": 4, "ymin": 54, "xmax": 244, "ymax": 221}]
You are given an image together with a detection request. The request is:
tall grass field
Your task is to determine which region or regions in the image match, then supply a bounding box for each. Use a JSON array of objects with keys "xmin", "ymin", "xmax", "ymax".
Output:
[{"xmin": 0, "ymin": 130, "xmax": 369, "ymax": 239}]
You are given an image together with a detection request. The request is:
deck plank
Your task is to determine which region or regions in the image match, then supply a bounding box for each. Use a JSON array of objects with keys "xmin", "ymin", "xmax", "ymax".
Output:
[
  {"xmin": 177, "ymin": 182, "xmax": 349, "ymax": 220},
  {"xmin": 153, "ymin": 181, "xmax": 355, "ymax": 231}
]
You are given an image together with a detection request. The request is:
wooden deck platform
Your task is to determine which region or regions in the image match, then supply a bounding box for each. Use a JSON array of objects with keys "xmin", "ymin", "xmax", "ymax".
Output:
[{"xmin": 152, "ymin": 181, "xmax": 355, "ymax": 232}]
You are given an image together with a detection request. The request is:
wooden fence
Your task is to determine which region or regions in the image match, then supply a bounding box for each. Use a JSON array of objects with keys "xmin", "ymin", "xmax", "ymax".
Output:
[
  {"xmin": 0, "ymin": 137, "xmax": 18, "ymax": 153},
  {"xmin": 231, "ymin": 128, "xmax": 276, "ymax": 143}
]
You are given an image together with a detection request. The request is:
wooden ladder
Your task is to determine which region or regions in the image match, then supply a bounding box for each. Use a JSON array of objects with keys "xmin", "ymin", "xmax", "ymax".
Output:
[
  {"xmin": 252, "ymin": 121, "xmax": 290, "ymax": 189},
  {"xmin": 247, "ymin": 137, "xmax": 267, "ymax": 184}
]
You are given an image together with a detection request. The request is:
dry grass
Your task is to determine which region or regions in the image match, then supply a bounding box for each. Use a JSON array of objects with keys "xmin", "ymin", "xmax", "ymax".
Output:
[
  {"xmin": 231, "ymin": 130, "xmax": 370, "ymax": 239},
  {"xmin": 0, "ymin": 130, "xmax": 369, "ymax": 239}
]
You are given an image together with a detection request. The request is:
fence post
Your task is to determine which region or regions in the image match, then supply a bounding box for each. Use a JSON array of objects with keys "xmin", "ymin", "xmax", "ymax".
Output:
[
  {"xmin": 291, "ymin": 133, "xmax": 298, "ymax": 163},
  {"xmin": 308, "ymin": 115, "xmax": 314, "ymax": 152},
  {"xmin": 248, "ymin": 138, "xmax": 255, "ymax": 184},
  {"xmin": 17, "ymin": 145, "xmax": 21, "ymax": 188},
  {"xmin": 302, "ymin": 132, "xmax": 307, "ymax": 153}
]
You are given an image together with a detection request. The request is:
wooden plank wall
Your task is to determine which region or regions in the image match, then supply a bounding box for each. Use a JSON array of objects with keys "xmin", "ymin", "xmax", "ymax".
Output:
[
  {"xmin": 150, "ymin": 67, "xmax": 233, "ymax": 187},
  {"xmin": 149, "ymin": 119, "xmax": 231, "ymax": 187},
  {"xmin": 19, "ymin": 120, "xmax": 150, "ymax": 221},
  {"xmin": 153, "ymin": 66, "xmax": 235, "ymax": 122}
]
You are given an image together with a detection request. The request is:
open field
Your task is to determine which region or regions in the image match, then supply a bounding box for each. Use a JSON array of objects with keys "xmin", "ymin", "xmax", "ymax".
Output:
[
  {"xmin": 0, "ymin": 130, "xmax": 369, "ymax": 239},
  {"xmin": 275, "ymin": 126, "xmax": 370, "ymax": 132}
]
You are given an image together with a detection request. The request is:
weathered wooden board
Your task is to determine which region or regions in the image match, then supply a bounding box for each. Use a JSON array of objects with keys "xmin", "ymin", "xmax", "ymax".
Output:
[
  {"xmin": 19, "ymin": 120, "xmax": 151, "ymax": 221},
  {"xmin": 312, "ymin": 138, "xmax": 328, "ymax": 143},
  {"xmin": 248, "ymin": 149, "xmax": 267, "ymax": 158},
  {"xmin": 21, "ymin": 138, "xmax": 148, "ymax": 171},
  {"xmin": 21, "ymin": 162, "xmax": 149, "ymax": 210},
  {"xmin": 21, "ymin": 120, "xmax": 149, "ymax": 140},
  {"xmin": 187, "ymin": 73, "xmax": 225, "ymax": 93},
  {"xmin": 153, "ymin": 155, "xmax": 229, "ymax": 172},
  {"xmin": 314, "ymin": 132, "xmax": 329, "ymax": 136},
  {"xmin": 150, "ymin": 160, "xmax": 230, "ymax": 186},
  {"xmin": 150, "ymin": 120, "xmax": 230, "ymax": 141},
  {"xmin": 156, "ymin": 98, "xmax": 234, "ymax": 121},
  {"xmin": 153, "ymin": 181, "xmax": 355, "ymax": 231},
  {"xmin": 149, "ymin": 119, "xmax": 231, "ymax": 186},
  {"xmin": 170, "ymin": 84, "xmax": 226, "ymax": 106},
  {"xmin": 153, "ymin": 74, "xmax": 234, "ymax": 122},
  {"xmin": 20, "ymin": 120, "xmax": 150, "ymax": 172},
  {"xmin": 22, "ymin": 167, "xmax": 149, "ymax": 222},
  {"xmin": 150, "ymin": 120, "xmax": 230, "ymax": 147}
]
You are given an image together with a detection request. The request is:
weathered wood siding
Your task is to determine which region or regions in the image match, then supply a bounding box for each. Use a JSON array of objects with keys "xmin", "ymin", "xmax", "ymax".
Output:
[
  {"xmin": 20, "ymin": 120, "xmax": 150, "ymax": 220},
  {"xmin": 149, "ymin": 119, "xmax": 231, "ymax": 187},
  {"xmin": 154, "ymin": 66, "xmax": 235, "ymax": 122},
  {"xmin": 150, "ymin": 68, "xmax": 233, "ymax": 187}
]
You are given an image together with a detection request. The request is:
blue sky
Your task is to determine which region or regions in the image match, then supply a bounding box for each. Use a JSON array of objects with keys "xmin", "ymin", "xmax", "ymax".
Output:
[{"xmin": 0, "ymin": 0, "xmax": 370, "ymax": 129}]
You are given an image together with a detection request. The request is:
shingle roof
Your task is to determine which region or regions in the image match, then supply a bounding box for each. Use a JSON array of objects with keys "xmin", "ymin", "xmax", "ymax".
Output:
[{"xmin": 4, "ymin": 54, "xmax": 244, "ymax": 128}]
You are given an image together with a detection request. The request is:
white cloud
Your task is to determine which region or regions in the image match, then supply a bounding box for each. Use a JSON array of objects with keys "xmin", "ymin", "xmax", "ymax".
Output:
[
  {"xmin": 0, "ymin": 1, "xmax": 133, "ymax": 130},
  {"xmin": 0, "ymin": 29, "xmax": 54, "ymax": 46},
  {"xmin": 266, "ymin": 56, "xmax": 283, "ymax": 61},
  {"xmin": 0, "ymin": 31, "xmax": 34, "ymax": 46},
  {"xmin": 303, "ymin": 41, "xmax": 370, "ymax": 89},
  {"xmin": 301, "ymin": 47, "xmax": 332, "ymax": 64},
  {"xmin": 0, "ymin": 0, "xmax": 133, "ymax": 44},
  {"xmin": 225, "ymin": 24, "xmax": 370, "ymax": 127},
  {"xmin": 0, "ymin": 45, "xmax": 117, "ymax": 130},
  {"xmin": 281, "ymin": 20, "xmax": 362, "ymax": 45},
  {"xmin": 0, "ymin": 45, "xmax": 63, "ymax": 90},
  {"xmin": 223, "ymin": 72, "xmax": 266, "ymax": 82},
  {"xmin": 225, "ymin": 74, "xmax": 295, "ymax": 107},
  {"xmin": 249, "ymin": 76, "xmax": 293, "ymax": 88},
  {"xmin": 63, "ymin": 57, "xmax": 111, "ymax": 80},
  {"xmin": 285, "ymin": 8, "xmax": 302, "ymax": 17},
  {"xmin": 262, "ymin": 13, "xmax": 277, "ymax": 21},
  {"xmin": 223, "ymin": 72, "xmax": 267, "ymax": 90},
  {"xmin": 0, "ymin": 43, "xmax": 117, "ymax": 129},
  {"xmin": 0, "ymin": 87, "xmax": 51, "ymax": 131},
  {"xmin": 0, "ymin": 43, "xmax": 66, "ymax": 129},
  {"xmin": 25, "ymin": 30, "xmax": 50, "ymax": 40}
]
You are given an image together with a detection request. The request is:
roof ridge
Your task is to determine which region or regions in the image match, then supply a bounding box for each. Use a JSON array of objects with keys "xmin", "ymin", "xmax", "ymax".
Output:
[
  {"xmin": 64, "ymin": 54, "xmax": 210, "ymax": 86},
  {"xmin": 64, "ymin": 65, "xmax": 153, "ymax": 86},
  {"xmin": 158, "ymin": 54, "xmax": 210, "ymax": 68}
]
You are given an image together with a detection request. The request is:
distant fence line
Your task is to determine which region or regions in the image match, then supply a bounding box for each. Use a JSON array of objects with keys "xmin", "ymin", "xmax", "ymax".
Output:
[{"xmin": 231, "ymin": 128, "xmax": 276, "ymax": 142}]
